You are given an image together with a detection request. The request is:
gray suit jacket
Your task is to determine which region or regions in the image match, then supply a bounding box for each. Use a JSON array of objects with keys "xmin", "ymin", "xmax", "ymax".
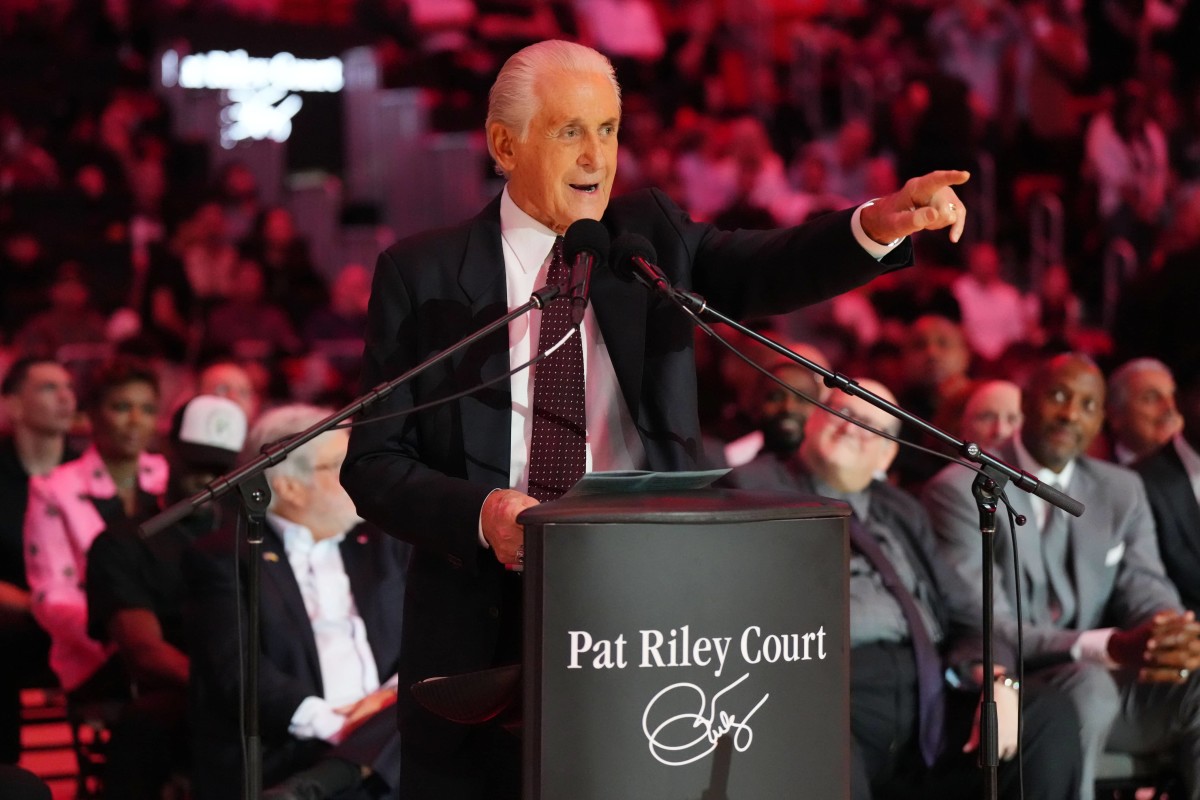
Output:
[{"xmin": 921, "ymin": 441, "xmax": 1181, "ymax": 665}]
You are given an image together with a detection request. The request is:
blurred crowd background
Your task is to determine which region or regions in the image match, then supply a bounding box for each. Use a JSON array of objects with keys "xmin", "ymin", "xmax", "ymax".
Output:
[{"xmin": 1, "ymin": 0, "xmax": 1198, "ymax": 439}]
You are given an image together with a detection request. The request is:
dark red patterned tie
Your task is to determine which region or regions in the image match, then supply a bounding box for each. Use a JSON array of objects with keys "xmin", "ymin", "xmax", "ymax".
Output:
[{"xmin": 527, "ymin": 236, "xmax": 586, "ymax": 502}]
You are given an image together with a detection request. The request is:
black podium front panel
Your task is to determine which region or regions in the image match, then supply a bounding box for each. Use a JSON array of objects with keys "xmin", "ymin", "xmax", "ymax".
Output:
[{"xmin": 522, "ymin": 497, "xmax": 848, "ymax": 800}]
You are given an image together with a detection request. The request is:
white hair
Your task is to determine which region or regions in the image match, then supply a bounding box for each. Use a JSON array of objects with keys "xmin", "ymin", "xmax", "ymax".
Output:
[
  {"xmin": 1107, "ymin": 357, "xmax": 1174, "ymax": 412},
  {"xmin": 240, "ymin": 404, "xmax": 338, "ymax": 509},
  {"xmin": 485, "ymin": 39, "xmax": 621, "ymax": 175}
]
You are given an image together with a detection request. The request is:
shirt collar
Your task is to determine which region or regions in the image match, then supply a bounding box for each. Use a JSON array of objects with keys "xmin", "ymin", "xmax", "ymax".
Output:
[
  {"xmin": 811, "ymin": 477, "xmax": 872, "ymax": 521},
  {"xmin": 500, "ymin": 185, "xmax": 559, "ymax": 276},
  {"xmin": 269, "ymin": 512, "xmax": 347, "ymax": 555},
  {"xmin": 1012, "ymin": 434, "xmax": 1076, "ymax": 490}
]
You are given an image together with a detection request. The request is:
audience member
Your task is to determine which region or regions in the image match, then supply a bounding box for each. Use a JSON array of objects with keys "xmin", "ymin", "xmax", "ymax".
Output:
[
  {"xmin": 202, "ymin": 258, "xmax": 305, "ymax": 365},
  {"xmin": 958, "ymin": 379, "xmax": 1023, "ymax": 451},
  {"xmin": 24, "ymin": 358, "xmax": 166, "ymax": 702},
  {"xmin": 171, "ymin": 201, "xmax": 239, "ymax": 310},
  {"xmin": 923, "ymin": 353, "xmax": 1200, "ymax": 799},
  {"xmin": 951, "ymin": 242, "xmax": 1027, "ymax": 362},
  {"xmin": 1103, "ymin": 357, "xmax": 1182, "ymax": 465},
  {"xmin": 893, "ymin": 315, "xmax": 972, "ymax": 490},
  {"xmin": 1133, "ymin": 364, "xmax": 1200, "ymax": 614},
  {"xmin": 725, "ymin": 357, "xmax": 828, "ymax": 490},
  {"xmin": 194, "ymin": 358, "xmax": 261, "ymax": 423},
  {"xmin": 185, "ymin": 405, "xmax": 406, "ymax": 800},
  {"xmin": 86, "ymin": 394, "xmax": 247, "ymax": 799},
  {"xmin": 12, "ymin": 262, "xmax": 109, "ymax": 357},
  {"xmin": 1083, "ymin": 79, "xmax": 1170, "ymax": 259},
  {"xmin": 1023, "ymin": 263, "xmax": 1083, "ymax": 352},
  {"xmin": 0, "ymin": 358, "xmax": 77, "ymax": 763},
  {"xmin": 239, "ymin": 207, "xmax": 329, "ymax": 328},
  {"xmin": 722, "ymin": 344, "xmax": 830, "ymax": 471},
  {"xmin": 736, "ymin": 380, "xmax": 1081, "ymax": 800}
]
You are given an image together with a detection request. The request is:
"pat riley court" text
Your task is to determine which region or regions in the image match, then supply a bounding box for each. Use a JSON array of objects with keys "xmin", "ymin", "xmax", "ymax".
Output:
[{"xmin": 567, "ymin": 625, "xmax": 827, "ymax": 678}]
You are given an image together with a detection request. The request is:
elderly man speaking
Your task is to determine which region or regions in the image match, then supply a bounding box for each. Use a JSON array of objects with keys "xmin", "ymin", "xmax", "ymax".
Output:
[{"xmin": 341, "ymin": 39, "xmax": 970, "ymax": 800}]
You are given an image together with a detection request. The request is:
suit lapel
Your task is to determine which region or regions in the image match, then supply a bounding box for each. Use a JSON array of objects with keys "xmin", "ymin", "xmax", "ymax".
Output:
[
  {"xmin": 259, "ymin": 522, "xmax": 323, "ymax": 691},
  {"xmin": 339, "ymin": 530, "xmax": 392, "ymax": 679},
  {"xmin": 1161, "ymin": 443, "xmax": 1200, "ymax": 568},
  {"xmin": 456, "ymin": 196, "xmax": 513, "ymax": 487},
  {"xmin": 1064, "ymin": 461, "xmax": 1109, "ymax": 624}
]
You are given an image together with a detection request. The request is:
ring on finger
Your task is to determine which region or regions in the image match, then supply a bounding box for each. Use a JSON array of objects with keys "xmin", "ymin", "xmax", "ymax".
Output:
[
  {"xmin": 947, "ymin": 202, "xmax": 957, "ymax": 212},
  {"xmin": 517, "ymin": 545, "xmax": 525, "ymax": 564},
  {"xmin": 1181, "ymin": 668, "xmax": 1191, "ymax": 680}
]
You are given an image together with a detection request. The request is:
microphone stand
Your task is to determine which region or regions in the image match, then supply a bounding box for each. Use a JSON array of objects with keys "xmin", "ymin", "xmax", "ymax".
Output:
[
  {"xmin": 140, "ymin": 283, "xmax": 563, "ymax": 800},
  {"xmin": 636, "ymin": 272, "xmax": 1083, "ymax": 800}
]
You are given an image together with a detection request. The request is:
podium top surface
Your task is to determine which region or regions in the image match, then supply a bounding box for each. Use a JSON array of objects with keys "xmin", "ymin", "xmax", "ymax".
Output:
[{"xmin": 517, "ymin": 488, "xmax": 850, "ymax": 526}]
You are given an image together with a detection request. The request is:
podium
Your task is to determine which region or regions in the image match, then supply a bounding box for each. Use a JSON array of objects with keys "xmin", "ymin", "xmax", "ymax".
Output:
[{"xmin": 517, "ymin": 488, "xmax": 851, "ymax": 800}]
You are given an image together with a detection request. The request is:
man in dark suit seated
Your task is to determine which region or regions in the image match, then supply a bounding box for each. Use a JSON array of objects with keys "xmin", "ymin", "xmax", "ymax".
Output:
[
  {"xmin": 732, "ymin": 379, "xmax": 1080, "ymax": 800},
  {"xmin": 923, "ymin": 353, "xmax": 1200, "ymax": 800},
  {"xmin": 186, "ymin": 405, "xmax": 409, "ymax": 800},
  {"xmin": 340, "ymin": 37, "xmax": 972, "ymax": 800},
  {"xmin": 1134, "ymin": 362, "xmax": 1200, "ymax": 614}
]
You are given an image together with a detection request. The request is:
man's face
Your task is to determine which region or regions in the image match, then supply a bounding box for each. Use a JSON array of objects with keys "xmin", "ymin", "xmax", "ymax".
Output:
[
  {"xmin": 495, "ymin": 70, "xmax": 620, "ymax": 234},
  {"xmin": 758, "ymin": 365, "xmax": 818, "ymax": 456},
  {"xmin": 92, "ymin": 381, "xmax": 159, "ymax": 461},
  {"xmin": 1022, "ymin": 356, "xmax": 1105, "ymax": 472},
  {"xmin": 305, "ymin": 432, "xmax": 363, "ymax": 536},
  {"xmin": 904, "ymin": 316, "xmax": 969, "ymax": 388},
  {"xmin": 800, "ymin": 383, "xmax": 899, "ymax": 491},
  {"xmin": 1109, "ymin": 366, "xmax": 1181, "ymax": 458},
  {"xmin": 961, "ymin": 381, "xmax": 1022, "ymax": 450},
  {"xmin": 199, "ymin": 363, "xmax": 259, "ymax": 421},
  {"xmin": 6, "ymin": 363, "xmax": 76, "ymax": 435}
]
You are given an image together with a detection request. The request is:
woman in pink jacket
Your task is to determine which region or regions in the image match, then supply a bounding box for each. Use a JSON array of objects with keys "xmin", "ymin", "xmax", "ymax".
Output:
[{"xmin": 24, "ymin": 358, "xmax": 167, "ymax": 699}]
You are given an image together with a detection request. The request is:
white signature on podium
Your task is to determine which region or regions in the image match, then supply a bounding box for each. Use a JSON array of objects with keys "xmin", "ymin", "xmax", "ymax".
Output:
[{"xmin": 641, "ymin": 673, "xmax": 769, "ymax": 766}]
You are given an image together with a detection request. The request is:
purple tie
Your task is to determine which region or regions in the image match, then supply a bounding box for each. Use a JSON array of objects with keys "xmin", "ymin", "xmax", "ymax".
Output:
[
  {"xmin": 848, "ymin": 517, "xmax": 945, "ymax": 766},
  {"xmin": 527, "ymin": 237, "xmax": 586, "ymax": 502}
]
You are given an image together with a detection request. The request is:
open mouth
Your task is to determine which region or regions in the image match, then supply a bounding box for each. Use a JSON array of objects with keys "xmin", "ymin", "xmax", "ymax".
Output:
[{"xmin": 570, "ymin": 183, "xmax": 600, "ymax": 194}]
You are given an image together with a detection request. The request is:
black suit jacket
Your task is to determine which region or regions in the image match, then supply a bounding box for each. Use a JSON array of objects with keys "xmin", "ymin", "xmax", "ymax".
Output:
[
  {"xmin": 1135, "ymin": 440, "xmax": 1200, "ymax": 614},
  {"xmin": 340, "ymin": 188, "xmax": 911, "ymax": 753},
  {"xmin": 183, "ymin": 519, "xmax": 410, "ymax": 800}
]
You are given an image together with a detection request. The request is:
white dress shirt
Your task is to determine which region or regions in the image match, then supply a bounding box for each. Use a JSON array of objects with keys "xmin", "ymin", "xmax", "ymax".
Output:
[
  {"xmin": 500, "ymin": 187, "xmax": 644, "ymax": 493},
  {"xmin": 273, "ymin": 514, "xmax": 395, "ymax": 742}
]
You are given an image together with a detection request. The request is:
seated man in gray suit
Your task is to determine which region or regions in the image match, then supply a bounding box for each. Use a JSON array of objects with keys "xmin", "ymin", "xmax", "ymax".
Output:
[
  {"xmin": 733, "ymin": 379, "xmax": 1080, "ymax": 800},
  {"xmin": 923, "ymin": 353, "xmax": 1200, "ymax": 800}
]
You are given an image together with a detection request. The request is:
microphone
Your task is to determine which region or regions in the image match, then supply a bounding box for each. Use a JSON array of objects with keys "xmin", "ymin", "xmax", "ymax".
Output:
[
  {"xmin": 610, "ymin": 233, "xmax": 670, "ymax": 295},
  {"xmin": 562, "ymin": 219, "xmax": 610, "ymax": 326}
]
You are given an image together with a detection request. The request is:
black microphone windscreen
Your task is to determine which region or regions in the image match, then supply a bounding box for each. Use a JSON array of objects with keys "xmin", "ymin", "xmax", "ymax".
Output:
[
  {"xmin": 563, "ymin": 219, "xmax": 611, "ymax": 263},
  {"xmin": 610, "ymin": 233, "xmax": 658, "ymax": 282}
]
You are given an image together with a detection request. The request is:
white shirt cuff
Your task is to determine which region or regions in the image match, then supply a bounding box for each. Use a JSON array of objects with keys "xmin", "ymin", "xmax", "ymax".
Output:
[
  {"xmin": 288, "ymin": 696, "xmax": 346, "ymax": 743},
  {"xmin": 479, "ymin": 488, "xmax": 501, "ymax": 548},
  {"xmin": 851, "ymin": 200, "xmax": 904, "ymax": 260},
  {"xmin": 1070, "ymin": 627, "xmax": 1118, "ymax": 667}
]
